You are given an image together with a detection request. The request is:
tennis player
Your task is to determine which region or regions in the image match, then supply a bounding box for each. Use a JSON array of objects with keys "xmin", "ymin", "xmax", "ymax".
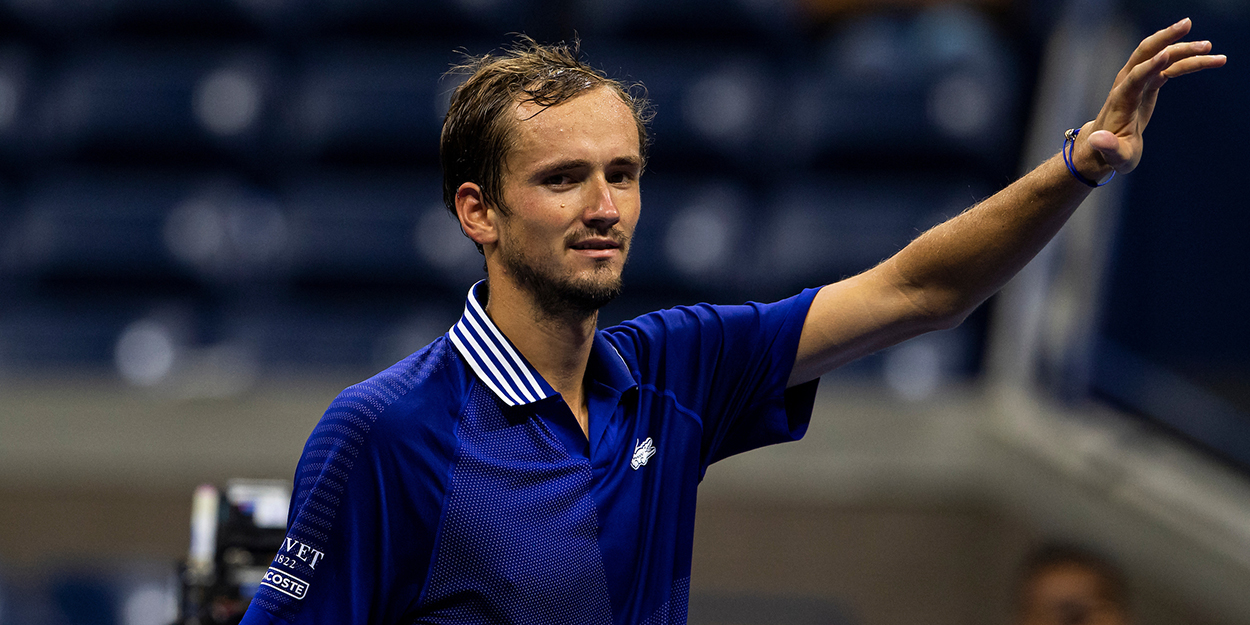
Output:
[{"xmin": 241, "ymin": 19, "xmax": 1223, "ymax": 625}]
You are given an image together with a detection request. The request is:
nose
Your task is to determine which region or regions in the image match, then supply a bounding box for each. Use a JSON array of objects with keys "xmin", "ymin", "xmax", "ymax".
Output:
[{"xmin": 583, "ymin": 175, "xmax": 620, "ymax": 230}]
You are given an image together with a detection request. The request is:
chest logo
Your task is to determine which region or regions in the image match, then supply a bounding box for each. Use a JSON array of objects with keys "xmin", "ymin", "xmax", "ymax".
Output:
[{"xmin": 631, "ymin": 437, "xmax": 657, "ymax": 470}]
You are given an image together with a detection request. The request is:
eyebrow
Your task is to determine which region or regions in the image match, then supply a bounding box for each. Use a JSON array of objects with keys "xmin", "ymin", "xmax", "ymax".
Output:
[{"xmin": 529, "ymin": 156, "xmax": 642, "ymax": 178}]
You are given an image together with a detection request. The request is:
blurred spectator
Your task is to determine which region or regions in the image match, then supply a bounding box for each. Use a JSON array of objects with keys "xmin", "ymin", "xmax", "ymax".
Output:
[{"xmin": 1015, "ymin": 544, "xmax": 1130, "ymax": 625}]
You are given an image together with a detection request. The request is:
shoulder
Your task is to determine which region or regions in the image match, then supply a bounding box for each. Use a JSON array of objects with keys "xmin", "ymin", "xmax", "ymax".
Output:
[
  {"xmin": 600, "ymin": 304, "xmax": 728, "ymax": 392},
  {"xmin": 603, "ymin": 303, "xmax": 716, "ymax": 348},
  {"xmin": 601, "ymin": 290, "xmax": 822, "ymax": 384},
  {"xmin": 607, "ymin": 290, "xmax": 822, "ymax": 341},
  {"xmin": 316, "ymin": 336, "xmax": 469, "ymax": 449},
  {"xmin": 294, "ymin": 336, "xmax": 467, "ymax": 502},
  {"xmin": 605, "ymin": 291, "xmax": 817, "ymax": 351}
]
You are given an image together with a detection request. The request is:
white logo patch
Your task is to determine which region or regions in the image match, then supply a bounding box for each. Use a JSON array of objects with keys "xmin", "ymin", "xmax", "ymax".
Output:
[
  {"xmin": 262, "ymin": 567, "xmax": 310, "ymax": 600},
  {"xmin": 631, "ymin": 437, "xmax": 657, "ymax": 470}
]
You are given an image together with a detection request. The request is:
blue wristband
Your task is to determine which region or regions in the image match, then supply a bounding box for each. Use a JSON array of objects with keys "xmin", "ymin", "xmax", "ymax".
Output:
[{"xmin": 1063, "ymin": 127, "xmax": 1115, "ymax": 187}]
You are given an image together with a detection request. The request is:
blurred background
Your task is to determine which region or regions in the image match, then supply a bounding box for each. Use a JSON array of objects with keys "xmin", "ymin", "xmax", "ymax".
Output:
[{"xmin": 0, "ymin": 0, "xmax": 1247, "ymax": 623}]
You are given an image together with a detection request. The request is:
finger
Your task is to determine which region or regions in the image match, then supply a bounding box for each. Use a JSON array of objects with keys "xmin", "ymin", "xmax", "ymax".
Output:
[
  {"xmin": 1160, "ymin": 40, "xmax": 1213, "ymax": 64},
  {"xmin": 1116, "ymin": 49, "xmax": 1171, "ymax": 109},
  {"xmin": 1139, "ymin": 44, "xmax": 1222, "ymax": 126},
  {"xmin": 1163, "ymin": 54, "xmax": 1228, "ymax": 78},
  {"xmin": 1121, "ymin": 18, "xmax": 1192, "ymax": 75}
]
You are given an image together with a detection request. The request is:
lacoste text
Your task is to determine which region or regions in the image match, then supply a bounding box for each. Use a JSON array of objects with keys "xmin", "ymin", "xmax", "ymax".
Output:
[{"xmin": 262, "ymin": 568, "xmax": 309, "ymax": 600}]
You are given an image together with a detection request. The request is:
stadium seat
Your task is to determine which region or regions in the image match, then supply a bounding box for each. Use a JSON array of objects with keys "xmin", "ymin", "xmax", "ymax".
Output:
[
  {"xmin": 35, "ymin": 46, "xmax": 279, "ymax": 164},
  {"xmin": 280, "ymin": 169, "xmax": 482, "ymax": 286},
  {"xmin": 0, "ymin": 46, "xmax": 37, "ymax": 168},
  {"xmin": 589, "ymin": 42, "xmax": 782, "ymax": 176},
  {"xmin": 624, "ymin": 173, "xmax": 759, "ymax": 296},
  {"xmin": 752, "ymin": 174, "xmax": 989, "ymax": 298},
  {"xmin": 570, "ymin": 0, "xmax": 799, "ymax": 44},
  {"xmin": 284, "ymin": 44, "xmax": 472, "ymax": 165},
  {"xmin": 1, "ymin": 0, "xmax": 249, "ymax": 39},
  {"xmin": 775, "ymin": 7, "xmax": 1021, "ymax": 172},
  {"xmin": 10, "ymin": 172, "xmax": 194, "ymax": 279},
  {"xmin": 307, "ymin": 0, "xmax": 551, "ymax": 37}
]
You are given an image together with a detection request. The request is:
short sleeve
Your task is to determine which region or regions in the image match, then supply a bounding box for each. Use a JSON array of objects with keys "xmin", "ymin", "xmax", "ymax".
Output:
[
  {"xmin": 240, "ymin": 379, "xmax": 450, "ymax": 625},
  {"xmin": 606, "ymin": 287, "xmax": 821, "ymax": 475}
]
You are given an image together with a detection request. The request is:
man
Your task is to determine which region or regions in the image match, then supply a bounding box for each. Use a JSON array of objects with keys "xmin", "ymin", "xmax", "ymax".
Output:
[
  {"xmin": 240, "ymin": 19, "xmax": 1223, "ymax": 625},
  {"xmin": 1015, "ymin": 544, "xmax": 1131, "ymax": 625}
]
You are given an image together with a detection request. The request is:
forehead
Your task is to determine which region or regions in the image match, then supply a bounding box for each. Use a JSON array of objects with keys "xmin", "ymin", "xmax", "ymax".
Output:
[{"xmin": 506, "ymin": 87, "xmax": 639, "ymax": 171}]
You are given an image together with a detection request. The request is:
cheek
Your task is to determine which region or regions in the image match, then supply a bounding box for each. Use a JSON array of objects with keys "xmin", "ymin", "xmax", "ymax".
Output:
[
  {"xmin": 502, "ymin": 216, "xmax": 567, "ymax": 253},
  {"xmin": 623, "ymin": 203, "xmax": 641, "ymax": 234},
  {"xmin": 616, "ymin": 191, "xmax": 642, "ymax": 226}
]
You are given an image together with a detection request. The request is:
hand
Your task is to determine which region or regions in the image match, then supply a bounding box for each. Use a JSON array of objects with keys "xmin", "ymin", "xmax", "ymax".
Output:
[{"xmin": 1077, "ymin": 18, "xmax": 1227, "ymax": 178}]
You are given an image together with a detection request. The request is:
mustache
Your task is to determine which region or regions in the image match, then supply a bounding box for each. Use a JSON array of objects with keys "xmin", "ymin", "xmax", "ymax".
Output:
[{"xmin": 564, "ymin": 228, "xmax": 630, "ymax": 249}]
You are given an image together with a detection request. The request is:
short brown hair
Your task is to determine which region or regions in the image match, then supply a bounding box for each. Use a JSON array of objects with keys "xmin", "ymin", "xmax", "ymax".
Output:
[{"xmin": 440, "ymin": 36, "xmax": 652, "ymax": 227}]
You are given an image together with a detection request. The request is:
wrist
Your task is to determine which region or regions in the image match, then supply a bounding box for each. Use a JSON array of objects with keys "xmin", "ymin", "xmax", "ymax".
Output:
[
  {"xmin": 1070, "ymin": 121, "xmax": 1115, "ymax": 182},
  {"xmin": 1062, "ymin": 122, "xmax": 1115, "ymax": 187}
]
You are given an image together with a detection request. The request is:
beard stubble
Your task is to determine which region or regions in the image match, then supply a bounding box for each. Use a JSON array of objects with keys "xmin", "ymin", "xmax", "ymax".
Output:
[{"xmin": 497, "ymin": 227, "xmax": 629, "ymax": 321}]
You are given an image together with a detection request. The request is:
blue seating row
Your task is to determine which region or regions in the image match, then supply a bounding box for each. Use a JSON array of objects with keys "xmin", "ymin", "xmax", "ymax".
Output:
[
  {"xmin": 0, "ymin": 2, "xmax": 1015, "ymax": 378},
  {"xmin": 0, "ymin": 168, "xmax": 990, "ymax": 292},
  {"xmin": 0, "ymin": 7, "xmax": 1021, "ymax": 173},
  {"xmin": 0, "ymin": 0, "xmax": 796, "ymax": 41}
]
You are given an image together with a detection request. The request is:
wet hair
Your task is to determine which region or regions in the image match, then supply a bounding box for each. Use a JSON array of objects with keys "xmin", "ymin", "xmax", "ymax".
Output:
[
  {"xmin": 440, "ymin": 35, "xmax": 652, "ymax": 249},
  {"xmin": 1017, "ymin": 543, "xmax": 1129, "ymax": 611}
]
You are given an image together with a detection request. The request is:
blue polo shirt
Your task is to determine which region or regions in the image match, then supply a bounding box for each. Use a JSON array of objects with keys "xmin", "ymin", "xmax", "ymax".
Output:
[{"xmin": 241, "ymin": 282, "xmax": 820, "ymax": 625}]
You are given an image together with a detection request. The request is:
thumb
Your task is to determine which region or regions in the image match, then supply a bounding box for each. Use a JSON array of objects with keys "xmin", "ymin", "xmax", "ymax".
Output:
[{"xmin": 1087, "ymin": 129, "xmax": 1133, "ymax": 170}]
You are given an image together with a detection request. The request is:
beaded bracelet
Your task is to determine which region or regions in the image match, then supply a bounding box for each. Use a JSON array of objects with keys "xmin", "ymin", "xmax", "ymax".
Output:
[{"xmin": 1063, "ymin": 127, "xmax": 1115, "ymax": 187}]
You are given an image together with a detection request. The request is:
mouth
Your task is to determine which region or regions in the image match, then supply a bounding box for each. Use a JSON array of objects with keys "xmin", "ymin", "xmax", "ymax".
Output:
[
  {"xmin": 568, "ymin": 236, "xmax": 625, "ymax": 260},
  {"xmin": 569, "ymin": 238, "xmax": 621, "ymax": 251},
  {"xmin": 567, "ymin": 228, "xmax": 630, "ymax": 260}
]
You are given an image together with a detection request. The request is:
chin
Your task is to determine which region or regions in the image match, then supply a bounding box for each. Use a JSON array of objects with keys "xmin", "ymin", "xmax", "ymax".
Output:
[
  {"xmin": 501, "ymin": 250, "xmax": 625, "ymax": 317},
  {"xmin": 563, "ymin": 272, "xmax": 623, "ymax": 312}
]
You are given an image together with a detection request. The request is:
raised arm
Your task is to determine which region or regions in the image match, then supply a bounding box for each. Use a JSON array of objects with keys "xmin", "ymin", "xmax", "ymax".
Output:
[{"xmin": 788, "ymin": 18, "xmax": 1226, "ymax": 387}]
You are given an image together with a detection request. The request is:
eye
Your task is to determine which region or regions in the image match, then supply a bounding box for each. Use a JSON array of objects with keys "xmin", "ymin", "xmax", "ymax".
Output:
[
  {"xmin": 543, "ymin": 173, "xmax": 575, "ymax": 187},
  {"xmin": 607, "ymin": 170, "xmax": 637, "ymax": 185}
]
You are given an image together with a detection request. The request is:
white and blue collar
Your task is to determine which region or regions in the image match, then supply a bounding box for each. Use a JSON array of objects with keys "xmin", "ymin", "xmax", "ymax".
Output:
[
  {"xmin": 447, "ymin": 281, "xmax": 558, "ymax": 406},
  {"xmin": 447, "ymin": 280, "xmax": 636, "ymax": 407}
]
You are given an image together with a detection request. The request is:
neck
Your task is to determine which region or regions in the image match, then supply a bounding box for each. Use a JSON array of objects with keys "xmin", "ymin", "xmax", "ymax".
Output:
[{"xmin": 483, "ymin": 277, "xmax": 598, "ymax": 431}]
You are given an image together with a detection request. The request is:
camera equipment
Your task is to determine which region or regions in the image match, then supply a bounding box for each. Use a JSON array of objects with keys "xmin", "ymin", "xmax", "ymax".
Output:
[{"xmin": 179, "ymin": 480, "xmax": 289, "ymax": 625}]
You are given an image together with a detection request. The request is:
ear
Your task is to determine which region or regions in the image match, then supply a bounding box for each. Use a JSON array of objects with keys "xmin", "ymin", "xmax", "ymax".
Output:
[{"xmin": 455, "ymin": 182, "xmax": 498, "ymax": 248}]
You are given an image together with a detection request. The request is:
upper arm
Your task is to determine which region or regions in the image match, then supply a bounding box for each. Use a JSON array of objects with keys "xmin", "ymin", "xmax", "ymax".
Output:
[
  {"xmin": 242, "ymin": 379, "xmax": 453, "ymax": 625},
  {"xmin": 612, "ymin": 290, "xmax": 821, "ymax": 469},
  {"xmin": 788, "ymin": 263, "xmax": 955, "ymax": 387}
]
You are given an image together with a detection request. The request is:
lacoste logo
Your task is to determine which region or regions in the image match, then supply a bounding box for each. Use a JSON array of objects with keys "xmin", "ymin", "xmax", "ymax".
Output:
[
  {"xmin": 631, "ymin": 437, "xmax": 656, "ymax": 470},
  {"xmin": 262, "ymin": 567, "xmax": 310, "ymax": 600}
]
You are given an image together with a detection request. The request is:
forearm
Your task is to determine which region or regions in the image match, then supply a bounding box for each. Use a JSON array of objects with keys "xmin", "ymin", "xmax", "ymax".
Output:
[
  {"xmin": 790, "ymin": 136, "xmax": 1105, "ymax": 384},
  {"xmin": 883, "ymin": 127, "xmax": 1109, "ymax": 324},
  {"xmin": 789, "ymin": 20, "xmax": 1223, "ymax": 386}
]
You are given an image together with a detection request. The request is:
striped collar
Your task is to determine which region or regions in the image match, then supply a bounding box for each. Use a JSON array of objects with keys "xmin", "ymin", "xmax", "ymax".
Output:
[
  {"xmin": 448, "ymin": 280, "xmax": 637, "ymax": 407},
  {"xmin": 447, "ymin": 281, "xmax": 559, "ymax": 406}
]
